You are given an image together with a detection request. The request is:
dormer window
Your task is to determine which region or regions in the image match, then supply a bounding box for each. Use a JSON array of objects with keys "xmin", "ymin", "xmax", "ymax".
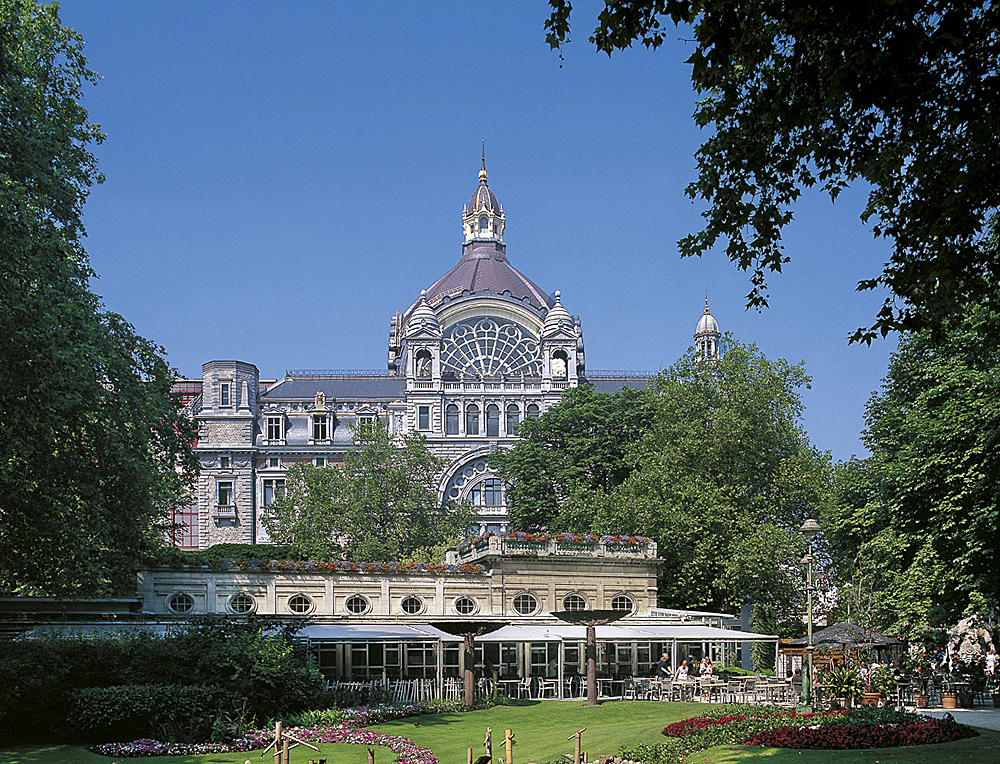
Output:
[
  {"xmin": 479, "ymin": 216, "xmax": 488, "ymax": 234},
  {"xmin": 312, "ymin": 414, "xmax": 329, "ymax": 441}
]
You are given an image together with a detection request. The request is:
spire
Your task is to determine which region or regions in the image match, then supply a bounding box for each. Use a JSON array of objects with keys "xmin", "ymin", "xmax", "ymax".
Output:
[{"xmin": 480, "ymin": 139, "xmax": 487, "ymax": 183}]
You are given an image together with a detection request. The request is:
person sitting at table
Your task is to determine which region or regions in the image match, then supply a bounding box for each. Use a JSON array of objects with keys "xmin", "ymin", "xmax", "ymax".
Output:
[
  {"xmin": 791, "ymin": 668, "xmax": 803, "ymax": 695},
  {"xmin": 656, "ymin": 653, "xmax": 672, "ymax": 679},
  {"xmin": 674, "ymin": 659, "xmax": 689, "ymax": 681},
  {"xmin": 699, "ymin": 657, "xmax": 713, "ymax": 678}
]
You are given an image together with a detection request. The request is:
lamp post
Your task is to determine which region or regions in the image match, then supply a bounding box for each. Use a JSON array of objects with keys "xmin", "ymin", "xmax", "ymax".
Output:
[{"xmin": 800, "ymin": 518, "xmax": 821, "ymax": 709}]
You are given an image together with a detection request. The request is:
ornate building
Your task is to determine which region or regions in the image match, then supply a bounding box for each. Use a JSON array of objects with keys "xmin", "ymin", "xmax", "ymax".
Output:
[{"xmin": 174, "ymin": 162, "xmax": 721, "ymax": 549}]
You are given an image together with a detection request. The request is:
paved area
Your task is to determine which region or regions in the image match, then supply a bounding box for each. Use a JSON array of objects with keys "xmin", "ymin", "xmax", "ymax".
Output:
[{"xmin": 914, "ymin": 706, "xmax": 1000, "ymax": 732}]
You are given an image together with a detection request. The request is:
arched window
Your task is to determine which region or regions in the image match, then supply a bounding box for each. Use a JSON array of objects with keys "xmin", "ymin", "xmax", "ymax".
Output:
[
  {"xmin": 415, "ymin": 349, "xmax": 432, "ymax": 377},
  {"xmin": 505, "ymin": 404, "xmax": 520, "ymax": 435},
  {"xmin": 526, "ymin": 403, "xmax": 540, "ymax": 419},
  {"xmin": 467, "ymin": 478, "xmax": 504, "ymax": 507},
  {"xmin": 486, "ymin": 404, "xmax": 499, "ymax": 436},
  {"xmin": 466, "ymin": 404, "xmax": 480, "ymax": 435},
  {"xmin": 446, "ymin": 404, "xmax": 459, "ymax": 435},
  {"xmin": 479, "ymin": 216, "xmax": 488, "ymax": 234},
  {"xmin": 552, "ymin": 350, "xmax": 568, "ymax": 380}
]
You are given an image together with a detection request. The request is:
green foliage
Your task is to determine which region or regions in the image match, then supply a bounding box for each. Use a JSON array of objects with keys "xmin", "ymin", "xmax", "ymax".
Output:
[
  {"xmin": 264, "ymin": 423, "xmax": 473, "ymax": 561},
  {"xmin": 0, "ymin": 619, "xmax": 324, "ymax": 744},
  {"xmin": 545, "ymin": 1, "xmax": 1000, "ymax": 344},
  {"xmin": 0, "ymin": 0, "xmax": 198, "ymax": 596},
  {"xmin": 823, "ymin": 666, "xmax": 863, "ymax": 701},
  {"xmin": 492, "ymin": 384, "xmax": 654, "ymax": 531},
  {"xmin": 285, "ymin": 707, "xmax": 347, "ymax": 728},
  {"xmin": 152, "ymin": 543, "xmax": 307, "ymax": 567},
  {"xmin": 825, "ymin": 304, "xmax": 1000, "ymax": 634},
  {"xmin": 69, "ymin": 684, "xmax": 220, "ymax": 743},
  {"xmin": 500, "ymin": 338, "xmax": 833, "ymax": 616}
]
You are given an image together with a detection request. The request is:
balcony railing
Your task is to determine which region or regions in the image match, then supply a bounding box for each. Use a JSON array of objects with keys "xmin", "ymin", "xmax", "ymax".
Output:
[{"xmin": 455, "ymin": 536, "xmax": 656, "ymax": 561}]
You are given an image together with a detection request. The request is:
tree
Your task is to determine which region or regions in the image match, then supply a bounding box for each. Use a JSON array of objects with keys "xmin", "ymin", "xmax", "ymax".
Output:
[
  {"xmin": 491, "ymin": 383, "xmax": 654, "ymax": 531},
  {"xmin": 499, "ymin": 338, "xmax": 834, "ymax": 614},
  {"xmin": 0, "ymin": 0, "xmax": 197, "ymax": 596},
  {"xmin": 824, "ymin": 304, "xmax": 1000, "ymax": 635},
  {"xmin": 544, "ymin": 1, "xmax": 1000, "ymax": 343},
  {"xmin": 263, "ymin": 423, "xmax": 474, "ymax": 561}
]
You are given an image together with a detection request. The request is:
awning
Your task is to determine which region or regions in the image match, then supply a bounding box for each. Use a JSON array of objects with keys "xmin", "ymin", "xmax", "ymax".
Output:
[
  {"xmin": 625, "ymin": 624, "xmax": 779, "ymax": 642},
  {"xmin": 300, "ymin": 622, "xmax": 460, "ymax": 642}
]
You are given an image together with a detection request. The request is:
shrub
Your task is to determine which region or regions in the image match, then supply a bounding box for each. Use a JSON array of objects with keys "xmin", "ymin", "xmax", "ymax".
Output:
[{"xmin": 69, "ymin": 684, "xmax": 221, "ymax": 743}]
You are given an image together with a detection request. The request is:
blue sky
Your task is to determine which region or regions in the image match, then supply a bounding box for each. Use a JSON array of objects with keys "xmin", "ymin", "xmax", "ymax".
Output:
[{"xmin": 58, "ymin": 1, "xmax": 896, "ymax": 464}]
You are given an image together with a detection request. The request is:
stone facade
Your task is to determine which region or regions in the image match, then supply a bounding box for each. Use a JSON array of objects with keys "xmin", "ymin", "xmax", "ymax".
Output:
[
  {"xmin": 173, "ymin": 164, "xmax": 721, "ymax": 549},
  {"xmin": 140, "ymin": 537, "xmax": 659, "ymax": 619}
]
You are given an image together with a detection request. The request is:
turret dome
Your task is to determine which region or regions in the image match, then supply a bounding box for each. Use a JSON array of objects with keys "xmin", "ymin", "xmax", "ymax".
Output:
[
  {"xmin": 542, "ymin": 291, "xmax": 573, "ymax": 337},
  {"xmin": 405, "ymin": 291, "xmax": 441, "ymax": 336},
  {"xmin": 695, "ymin": 300, "xmax": 719, "ymax": 335}
]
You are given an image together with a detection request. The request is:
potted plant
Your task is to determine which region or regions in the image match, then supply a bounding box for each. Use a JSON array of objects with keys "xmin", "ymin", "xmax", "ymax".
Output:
[{"xmin": 823, "ymin": 666, "xmax": 862, "ymax": 709}]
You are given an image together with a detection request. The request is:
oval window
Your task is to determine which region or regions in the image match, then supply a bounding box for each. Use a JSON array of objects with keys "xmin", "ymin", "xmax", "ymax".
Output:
[
  {"xmin": 167, "ymin": 593, "xmax": 194, "ymax": 614},
  {"xmin": 401, "ymin": 596, "xmax": 423, "ymax": 615},
  {"xmin": 229, "ymin": 593, "xmax": 255, "ymax": 614},
  {"xmin": 563, "ymin": 593, "xmax": 587, "ymax": 611},
  {"xmin": 345, "ymin": 595, "xmax": 370, "ymax": 615},
  {"xmin": 611, "ymin": 594, "xmax": 634, "ymax": 613},
  {"xmin": 454, "ymin": 597, "xmax": 477, "ymax": 615},
  {"xmin": 513, "ymin": 593, "xmax": 538, "ymax": 615},
  {"xmin": 288, "ymin": 594, "xmax": 312, "ymax": 614}
]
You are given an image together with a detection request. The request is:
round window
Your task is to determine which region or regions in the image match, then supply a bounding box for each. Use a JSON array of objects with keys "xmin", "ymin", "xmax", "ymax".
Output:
[
  {"xmin": 345, "ymin": 595, "xmax": 370, "ymax": 615},
  {"xmin": 611, "ymin": 594, "xmax": 634, "ymax": 613},
  {"xmin": 563, "ymin": 593, "xmax": 587, "ymax": 611},
  {"xmin": 513, "ymin": 593, "xmax": 538, "ymax": 615},
  {"xmin": 454, "ymin": 597, "xmax": 477, "ymax": 615},
  {"xmin": 400, "ymin": 596, "xmax": 423, "ymax": 615},
  {"xmin": 288, "ymin": 594, "xmax": 312, "ymax": 614},
  {"xmin": 167, "ymin": 593, "xmax": 194, "ymax": 614},
  {"xmin": 229, "ymin": 593, "xmax": 255, "ymax": 614}
]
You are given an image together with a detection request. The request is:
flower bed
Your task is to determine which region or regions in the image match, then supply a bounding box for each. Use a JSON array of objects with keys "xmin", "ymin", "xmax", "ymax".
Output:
[
  {"xmin": 89, "ymin": 700, "xmax": 467, "ymax": 758},
  {"xmin": 745, "ymin": 717, "xmax": 979, "ymax": 749},
  {"xmin": 620, "ymin": 705, "xmax": 979, "ymax": 764}
]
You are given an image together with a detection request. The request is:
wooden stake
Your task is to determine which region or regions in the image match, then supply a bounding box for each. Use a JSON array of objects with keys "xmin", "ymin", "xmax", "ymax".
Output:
[
  {"xmin": 368, "ymin": 747, "xmax": 376, "ymax": 764},
  {"xmin": 468, "ymin": 747, "xmax": 474, "ymax": 764},
  {"xmin": 281, "ymin": 739, "xmax": 290, "ymax": 764},
  {"xmin": 566, "ymin": 727, "xmax": 586, "ymax": 764},
  {"xmin": 504, "ymin": 728, "xmax": 515, "ymax": 764}
]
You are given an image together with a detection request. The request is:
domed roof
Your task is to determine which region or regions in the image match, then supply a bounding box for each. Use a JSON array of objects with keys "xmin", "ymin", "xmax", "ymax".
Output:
[
  {"xmin": 542, "ymin": 291, "xmax": 573, "ymax": 336},
  {"xmin": 468, "ymin": 169, "xmax": 501, "ymax": 214},
  {"xmin": 695, "ymin": 299, "xmax": 719, "ymax": 335},
  {"xmin": 405, "ymin": 291, "xmax": 441, "ymax": 336}
]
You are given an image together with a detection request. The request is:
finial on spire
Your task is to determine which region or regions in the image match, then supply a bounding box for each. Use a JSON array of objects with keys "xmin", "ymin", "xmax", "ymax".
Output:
[
  {"xmin": 704, "ymin": 292, "xmax": 710, "ymax": 314},
  {"xmin": 479, "ymin": 140, "xmax": 488, "ymax": 182},
  {"xmin": 420, "ymin": 289, "xmax": 428, "ymax": 302},
  {"xmin": 554, "ymin": 290, "xmax": 561, "ymax": 303}
]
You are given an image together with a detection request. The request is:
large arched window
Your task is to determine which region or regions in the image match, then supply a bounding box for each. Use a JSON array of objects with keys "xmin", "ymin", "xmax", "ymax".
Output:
[
  {"xmin": 506, "ymin": 404, "xmax": 519, "ymax": 435},
  {"xmin": 466, "ymin": 404, "xmax": 480, "ymax": 435},
  {"xmin": 479, "ymin": 215, "xmax": 488, "ymax": 234},
  {"xmin": 446, "ymin": 404, "xmax": 459, "ymax": 435},
  {"xmin": 440, "ymin": 318, "xmax": 542, "ymax": 377},
  {"xmin": 467, "ymin": 478, "xmax": 504, "ymax": 507},
  {"xmin": 526, "ymin": 403, "xmax": 540, "ymax": 419},
  {"xmin": 486, "ymin": 404, "xmax": 499, "ymax": 437},
  {"xmin": 551, "ymin": 350, "xmax": 568, "ymax": 380}
]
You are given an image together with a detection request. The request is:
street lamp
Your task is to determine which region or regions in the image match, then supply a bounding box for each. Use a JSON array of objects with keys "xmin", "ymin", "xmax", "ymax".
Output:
[{"xmin": 800, "ymin": 518, "xmax": 821, "ymax": 709}]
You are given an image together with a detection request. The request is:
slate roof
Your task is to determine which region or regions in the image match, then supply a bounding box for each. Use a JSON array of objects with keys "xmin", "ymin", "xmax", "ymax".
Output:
[
  {"xmin": 582, "ymin": 375, "xmax": 656, "ymax": 393},
  {"xmin": 262, "ymin": 377, "xmax": 406, "ymax": 400},
  {"xmin": 787, "ymin": 621, "xmax": 900, "ymax": 647}
]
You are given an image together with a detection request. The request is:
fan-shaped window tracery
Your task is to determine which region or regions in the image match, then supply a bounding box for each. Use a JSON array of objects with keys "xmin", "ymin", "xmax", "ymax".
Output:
[{"xmin": 441, "ymin": 318, "xmax": 541, "ymax": 377}]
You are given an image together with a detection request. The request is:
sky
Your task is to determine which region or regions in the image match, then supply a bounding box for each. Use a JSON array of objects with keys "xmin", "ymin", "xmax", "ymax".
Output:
[{"xmin": 57, "ymin": 0, "xmax": 897, "ymax": 464}]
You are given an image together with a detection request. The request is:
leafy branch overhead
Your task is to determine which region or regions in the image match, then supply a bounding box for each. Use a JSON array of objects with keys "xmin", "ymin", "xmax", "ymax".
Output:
[{"xmin": 545, "ymin": 0, "xmax": 1000, "ymax": 343}]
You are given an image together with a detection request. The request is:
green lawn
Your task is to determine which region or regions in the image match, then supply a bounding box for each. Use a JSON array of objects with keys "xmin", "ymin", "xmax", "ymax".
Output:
[{"xmin": 1, "ymin": 701, "xmax": 996, "ymax": 764}]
